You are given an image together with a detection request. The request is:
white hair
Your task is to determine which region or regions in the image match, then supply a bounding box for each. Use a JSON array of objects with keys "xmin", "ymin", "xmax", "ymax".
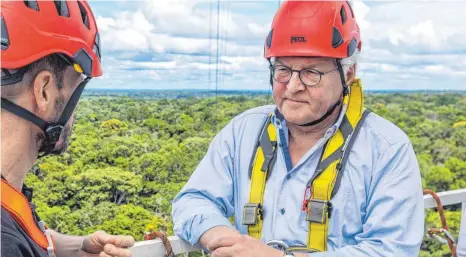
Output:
[{"xmin": 340, "ymin": 48, "xmax": 360, "ymax": 81}]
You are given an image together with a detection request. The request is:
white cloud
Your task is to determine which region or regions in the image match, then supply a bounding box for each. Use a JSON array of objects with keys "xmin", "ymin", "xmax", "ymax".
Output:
[
  {"xmin": 351, "ymin": 0, "xmax": 370, "ymax": 31},
  {"xmin": 96, "ymin": 0, "xmax": 269, "ymax": 53},
  {"xmin": 142, "ymin": 0, "xmax": 269, "ymax": 40},
  {"xmin": 354, "ymin": 0, "xmax": 466, "ymax": 89},
  {"xmin": 90, "ymin": 0, "xmax": 466, "ymax": 90},
  {"xmin": 386, "ymin": 20, "xmax": 443, "ymax": 50},
  {"xmin": 362, "ymin": 1, "xmax": 466, "ymax": 52},
  {"xmin": 95, "ymin": 17, "xmax": 116, "ymax": 31},
  {"xmin": 106, "ymin": 29, "xmax": 150, "ymax": 51}
]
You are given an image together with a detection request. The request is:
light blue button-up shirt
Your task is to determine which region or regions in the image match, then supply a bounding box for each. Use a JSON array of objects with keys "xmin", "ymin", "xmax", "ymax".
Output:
[{"xmin": 172, "ymin": 104, "xmax": 425, "ymax": 257}]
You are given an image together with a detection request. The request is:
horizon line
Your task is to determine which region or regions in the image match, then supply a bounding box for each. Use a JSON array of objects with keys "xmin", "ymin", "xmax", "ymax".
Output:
[{"xmin": 85, "ymin": 88, "xmax": 466, "ymax": 92}]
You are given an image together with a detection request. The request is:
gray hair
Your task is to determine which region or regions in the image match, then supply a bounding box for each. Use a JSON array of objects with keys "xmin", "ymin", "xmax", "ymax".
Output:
[{"xmin": 340, "ymin": 48, "xmax": 360, "ymax": 81}]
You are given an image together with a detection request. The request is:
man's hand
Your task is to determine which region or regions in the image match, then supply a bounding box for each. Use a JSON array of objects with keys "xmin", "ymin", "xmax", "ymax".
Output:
[
  {"xmin": 78, "ymin": 230, "xmax": 135, "ymax": 257},
  {"xmin": 199, "ymin": 226, "xmax": 241, "ymax": 249},
  {"xmin": 207, "ymin": 234, "xmax": 284, "ymax": 257}
]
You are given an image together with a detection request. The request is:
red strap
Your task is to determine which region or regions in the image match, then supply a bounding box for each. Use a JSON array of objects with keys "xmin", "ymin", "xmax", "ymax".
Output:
[{"xmin": 1, "ymin": 179, "xmax": 53, "ymax": 252}]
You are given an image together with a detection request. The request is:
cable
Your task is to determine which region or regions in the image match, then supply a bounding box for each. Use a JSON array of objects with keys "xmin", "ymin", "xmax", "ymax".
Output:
[
  {"xmin": 221, "ymin": 1, "xmax": 230, "ymax": 104},
  {"xmin": 215, "ymin": 0, "xmax": 220, "ymax": 133},
  {"xmin": 266, "ymin": 0, "xmax": 281, "ymax": 106},
  {"xmin": 209, "ymin": 1, "xmax": 213, "ymax": 92}
]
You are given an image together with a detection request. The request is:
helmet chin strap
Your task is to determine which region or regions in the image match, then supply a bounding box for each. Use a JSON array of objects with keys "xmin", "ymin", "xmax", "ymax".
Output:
[
  {"xmin": 296, "ymin": 96, "xmax": 342, "ymax": 127},
  {"xmin": 1, "ymin": 77, "xmax": 90, "ymax": 158},
  {"xmin": 296, "ymin": 59, "xmax": 348, "ymax": 127}
]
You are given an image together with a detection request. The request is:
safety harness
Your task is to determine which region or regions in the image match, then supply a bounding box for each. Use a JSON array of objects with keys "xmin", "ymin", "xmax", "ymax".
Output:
[
  {"xmin": 243, "ymin": 78, "xmax": 370, "ymax": 253},
  {"xmin": 1, "ymin": 178, "xmax": 56, "ymax": 257}
]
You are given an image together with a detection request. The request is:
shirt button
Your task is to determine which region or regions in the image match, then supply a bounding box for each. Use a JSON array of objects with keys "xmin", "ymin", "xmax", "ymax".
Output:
[
  {"xmin": 285, "ymin": 174, "xmax": 291, "ymax": 180},
  {"xmin": 280, "ymin": 208, "xmax": 286, "ymax": 215}
]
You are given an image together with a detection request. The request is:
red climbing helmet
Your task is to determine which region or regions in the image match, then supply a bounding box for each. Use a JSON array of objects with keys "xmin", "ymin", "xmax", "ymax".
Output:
[
  {"xmin": 264, "ymin": 0, "xmax": 362, "ymax": 59},
  {"xmin": 1, "ymin": 0, "xmax": 103, "ymax": 157},
  {"xmin": 1, "ymin": 0, "xmax": 102, "ymax": 77}
]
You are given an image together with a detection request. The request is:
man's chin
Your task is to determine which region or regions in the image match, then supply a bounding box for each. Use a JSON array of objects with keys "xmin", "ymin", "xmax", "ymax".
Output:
[
  {"xmin": 283, "ymin": 115, "xmax": 310, "ymax": 126},
  {"xmin": 282, "ymin": 111, "xmax": 320, "ymax": 126}
]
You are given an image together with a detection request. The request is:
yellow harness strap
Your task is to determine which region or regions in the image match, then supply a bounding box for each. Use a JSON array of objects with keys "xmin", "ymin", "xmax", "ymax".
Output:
[
  {"xmin": 243, "ymin": 113, "xmax": 278, "ymax": 238},
  {"xmin": 243, "ymin": 79, "xmax": 369, "ymax": 252}
]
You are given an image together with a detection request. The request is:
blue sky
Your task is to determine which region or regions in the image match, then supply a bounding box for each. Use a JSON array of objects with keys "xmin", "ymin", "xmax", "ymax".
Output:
[{"xmin": 88, "ymin": 0, "xmax": 466, "ymax": 91}]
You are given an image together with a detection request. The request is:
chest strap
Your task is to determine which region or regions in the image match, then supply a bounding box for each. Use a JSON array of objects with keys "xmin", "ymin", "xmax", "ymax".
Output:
[
  {"xmin": 1, "ymin": 179, "xmax": 56, "ymax": 257},
  {"xmin": 243, "ymin": 78, "xmax": 369, "ymax": 252}
]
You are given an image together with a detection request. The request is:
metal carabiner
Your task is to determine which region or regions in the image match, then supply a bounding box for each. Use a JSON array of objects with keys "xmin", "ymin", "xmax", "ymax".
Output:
[
  {"xmin": 443, "ymin": 229, "xmax": 457, "ymax": 244},
  {"xmin": 426, "ymin": 232, "xmax": 448, "ymax": 244},
  {"xmin": 426, "ymin": 228, "xmax": 457, "ymax": 245},
  {"xmin": 266, "ymin": 240, "xmax": 290, "ymax": 251}
]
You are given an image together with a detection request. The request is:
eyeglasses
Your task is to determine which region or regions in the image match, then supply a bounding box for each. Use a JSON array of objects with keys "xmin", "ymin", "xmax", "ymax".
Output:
[{"xmin": 270, "ymin": 65, "xmax": 338, "ymax": 87}]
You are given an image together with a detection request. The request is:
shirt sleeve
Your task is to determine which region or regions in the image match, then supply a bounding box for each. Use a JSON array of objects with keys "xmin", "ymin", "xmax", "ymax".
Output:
[
  {"xmin": 1, "ymin": 232, "xmax": 35, "ymax": 257},
  {"xmin": 171, "ymin": 119, "xmax": 237, "ymax": 246},
  {"xmin": 309, "ymin": 141, "xmax": 425, "ymax": 257}
]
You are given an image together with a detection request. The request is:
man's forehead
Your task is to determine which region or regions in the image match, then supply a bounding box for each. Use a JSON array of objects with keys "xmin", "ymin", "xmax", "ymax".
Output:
[{"xmin": 274, "ymin": 56, "xmax": 335, "ymax": 65}]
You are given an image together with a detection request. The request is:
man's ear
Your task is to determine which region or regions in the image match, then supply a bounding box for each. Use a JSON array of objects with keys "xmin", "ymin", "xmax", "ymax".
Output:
[{"xmin": 32, "ymin": 70, "xmax": 59, "ymax": 115}]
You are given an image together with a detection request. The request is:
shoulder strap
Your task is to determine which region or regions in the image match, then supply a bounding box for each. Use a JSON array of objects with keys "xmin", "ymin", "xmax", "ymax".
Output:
[
  {"xmin": 1, "ymin": 179, "xmax": 56, "ymax": 256},
  {"xmin": 331, "ymin": 108, "xmax": 371, "ymax": 198},
  {"xmin": 303, "ymin": 78, "xmax": 366, "ymax": 252},
  {"xmin": 243, "ymin": 113, "xmax": 278, "ymax": 240}
]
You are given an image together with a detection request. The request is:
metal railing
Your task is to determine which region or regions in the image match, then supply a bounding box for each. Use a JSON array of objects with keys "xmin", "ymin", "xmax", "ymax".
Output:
[{"xmin": 131, "ymin": 188, "xmax": 466, "ymax": 257}]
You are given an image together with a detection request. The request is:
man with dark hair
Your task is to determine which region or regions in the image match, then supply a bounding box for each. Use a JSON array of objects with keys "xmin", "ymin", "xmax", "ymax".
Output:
[{"xmin": 1, "ymin": 1, "xmax": 134, "ymax": 257}]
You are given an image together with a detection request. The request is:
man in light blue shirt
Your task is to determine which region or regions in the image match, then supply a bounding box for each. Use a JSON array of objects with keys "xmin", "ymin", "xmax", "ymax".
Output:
[{"xmin": 172, "ymin": 1, "xmax": 424, "ymax": 256}]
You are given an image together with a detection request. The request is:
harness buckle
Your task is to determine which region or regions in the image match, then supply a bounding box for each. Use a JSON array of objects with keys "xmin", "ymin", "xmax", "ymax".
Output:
[
  {"xmin": 45, "ymin": 124, "xmax": 64, "ymax": 143},
  {"xmin": 38, "ymin": 221, "xmax": 55, "ymax": 257},
  {"xmin": 305, "ymin": 199, "xmax": 332, "ymax": 224},
  {"xmin": 44, "ymin": 229, "xmax": 55, "ymax": 257},
  {"xmin": 261, "ymin": 153, "xmax": 274, "ymax": 172},
  {"xmin": 242, "ymin": 203, "xmax": 262, "ymax": 225}
]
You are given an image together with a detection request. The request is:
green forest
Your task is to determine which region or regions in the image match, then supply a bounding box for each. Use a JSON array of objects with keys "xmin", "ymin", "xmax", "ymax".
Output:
[{"xmin": 25, "ymin": 92, "xmax": 466, "ymax": 257}]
